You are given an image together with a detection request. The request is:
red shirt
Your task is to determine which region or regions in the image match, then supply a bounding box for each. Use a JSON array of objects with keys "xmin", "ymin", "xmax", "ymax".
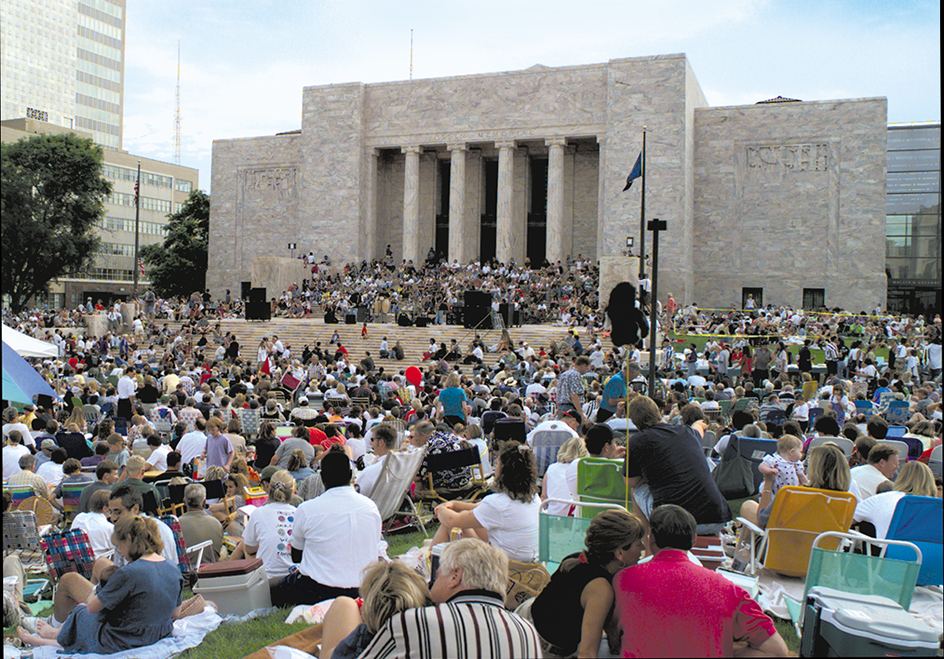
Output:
[{"xmin": 614, "ymin": 550, "xmax": 775, "ymax": 658}]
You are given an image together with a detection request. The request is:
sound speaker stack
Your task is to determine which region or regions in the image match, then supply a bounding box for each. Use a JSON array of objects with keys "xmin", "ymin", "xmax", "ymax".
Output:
[
  {"xmin": 249, "ymin": 287, "xmax": 266, "ymax": 303},
  {"xmin": 464, "ymin": 290, "xmax": 492, "ymax": 330},
  {"xmin": 414, "ymin": 317, "xmax": 429, "ymax": 327},
  {"xmin": 345, "ymin": 314, "xmax": 357, "ymax": 325},
  {"xmin": 246, "ymin": 301, "xmax": 270, "ymax": 321}
]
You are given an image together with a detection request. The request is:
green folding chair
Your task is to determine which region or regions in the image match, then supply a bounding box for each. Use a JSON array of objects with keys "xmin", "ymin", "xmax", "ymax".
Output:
[
  {"xmin": 539, "ymin": 498, "xmax": 624, "ymax": 573},
  {"xmin": 575, "ymin": 457, "xmax": 631, "ymax": 519}
]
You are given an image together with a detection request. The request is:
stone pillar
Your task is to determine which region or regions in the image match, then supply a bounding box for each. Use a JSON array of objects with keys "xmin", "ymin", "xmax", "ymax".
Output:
[
  {"xmin": 365, "ymin": 148, "xmax": 379, "ymax": 261},
  {"xmin": 546, "ymin": 138, "xmax": 566, "ymax": 264},
  {"xmin": 402, "ymin": 146, "xmax": 422, "ymax": 265},
  {"xmin": 448, "ymin": 144, "xmax": 467, "ymax": 264},
  {"xmin": 496, "ymin": 141, "xmax": 516, "ymax": 264}
]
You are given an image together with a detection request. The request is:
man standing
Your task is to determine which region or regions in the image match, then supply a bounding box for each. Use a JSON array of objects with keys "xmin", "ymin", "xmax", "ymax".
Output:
[
  {"xmin": 204, "ymin": 418, "xmax": 235, "ymax": 472},
  {"xmin": 357, "ymin": 539, "xmax": 542, "ymax": 659},
  {"xmin": 557, "ymin": 356, "xmax": 590, "ymax": 421},
  {"xmin": 271, "ymin": 451, "xmax": 383, "ymax": 607},
  {"xmin": 613, "ymin": 505, "xmax": 787, "ymax": 657},
  {"xmin": 117, "ymin": 366, "xmax": 137, "ymax": 422}
]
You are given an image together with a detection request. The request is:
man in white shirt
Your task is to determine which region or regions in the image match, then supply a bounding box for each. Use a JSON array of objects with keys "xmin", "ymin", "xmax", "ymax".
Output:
[
  {"xmin": 36, "ymin": 448, "xmax": 67, "ymax": 487},
  {"xmin": 143, "ymin": 434, "xmax": 172, "ymax": 473},
  {"xmin": 103, "ymin": 485, "xmax": 178, "ymax": 568},
  {"xmin": 2, "ymin": 430, "xmax": 31, "ymax": 480},
  {"xmin": 71, "ymin": 489, "xmax": 115, "ymax": 558},
  {"xmin": 850, "ymin": 443, "xmax": 900, "ymax": 498},
  {"xmin": 117, "ymin": 366, "xmax": 137, "ymax": 421},
  {"xmin": 2, "ymin": 408, "xmax": 34, "ymax": 449},
  {"xmin": 271, "ymin": 451, "xmax": 383, "ymax": 607},
  {"xmin": 176, "ymin": 417, "xmax": 208, "ymax": 466},
  {"xmin": 355, "ymin": 424, "xmax": 397, "ymax": 498}
]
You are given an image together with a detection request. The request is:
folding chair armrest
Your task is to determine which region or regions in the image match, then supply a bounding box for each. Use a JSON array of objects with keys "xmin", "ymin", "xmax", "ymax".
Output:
[
  {"xmin": 100, "ymin": 548, "xmax": 115, "ymax": 560},
  {"xmin": 186, "ymin": 539, "xmax": 213, "ymax": 570},
  {"xmin": 736, "ymin": 516, "xmax": 764, "ymax": 537}
]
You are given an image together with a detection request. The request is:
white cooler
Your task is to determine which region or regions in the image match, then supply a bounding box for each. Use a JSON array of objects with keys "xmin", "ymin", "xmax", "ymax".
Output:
[{"xmin": 193, "ymin": 557, "xmax": 272, "ymax": 617}]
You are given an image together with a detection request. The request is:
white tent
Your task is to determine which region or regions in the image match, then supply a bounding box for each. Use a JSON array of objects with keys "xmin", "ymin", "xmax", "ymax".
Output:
[{"xmin": 1, "ymin": 324, "xmax": 60, "ymax": 358}]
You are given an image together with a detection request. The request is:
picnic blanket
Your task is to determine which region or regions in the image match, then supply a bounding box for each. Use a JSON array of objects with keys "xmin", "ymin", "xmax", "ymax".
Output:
[{"xmin": 24, "ymin": 606, "xmax": 222, "ymax": 659}]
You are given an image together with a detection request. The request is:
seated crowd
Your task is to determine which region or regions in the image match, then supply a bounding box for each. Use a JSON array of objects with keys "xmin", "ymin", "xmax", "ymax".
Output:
[{"xmin": 3, "ymin": 281, "xmax": 942, "ymax": 657}]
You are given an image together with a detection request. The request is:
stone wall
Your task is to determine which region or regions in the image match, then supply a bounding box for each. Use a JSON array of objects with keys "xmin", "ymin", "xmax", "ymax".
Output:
[
  {"xmin": 573, "ymin": 146, "xmax": 600, "ymax": 260},
  {"xmin": 692, "ymin": 97, "xmax": 888, "ymax": 310}
]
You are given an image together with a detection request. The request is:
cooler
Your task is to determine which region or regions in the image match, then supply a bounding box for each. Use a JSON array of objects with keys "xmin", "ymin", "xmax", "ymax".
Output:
[
  {"xmin": 800, "ymin": 586, "xmax": 938, "ymax": 657},
  {"xmin": 193, "ymin": 558, "xmax": 271, "ymax": 617}
]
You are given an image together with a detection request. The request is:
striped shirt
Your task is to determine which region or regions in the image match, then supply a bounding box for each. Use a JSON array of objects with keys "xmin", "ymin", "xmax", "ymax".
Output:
[
  {"xmin": 823, "ymin": 342, "xmax": 840, "ymax": 362},
  {"xmin": 357, "ymin": 591, "xmax": 543, "ymax": 659}
]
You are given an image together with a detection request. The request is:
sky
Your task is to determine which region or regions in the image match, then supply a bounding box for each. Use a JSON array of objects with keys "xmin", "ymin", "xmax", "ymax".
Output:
[{"xmin": 122, "ymin": 0, "xmax": 941, "ymax": 193}]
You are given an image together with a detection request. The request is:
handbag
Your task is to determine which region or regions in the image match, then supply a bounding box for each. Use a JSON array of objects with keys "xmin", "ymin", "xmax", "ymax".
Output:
[{"xmin": 711, "ymin": 434, "xmax": 755, "ymax": 500}]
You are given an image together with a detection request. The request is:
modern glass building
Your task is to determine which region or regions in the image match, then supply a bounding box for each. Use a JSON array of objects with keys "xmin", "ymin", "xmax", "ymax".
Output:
[
  {"xmin": 886, "ymin": 122, "xmax": 942, "ymax": 318},
  {"xmin": 0, "ymin": 0, "xmax": 125, "ymax": 149}
]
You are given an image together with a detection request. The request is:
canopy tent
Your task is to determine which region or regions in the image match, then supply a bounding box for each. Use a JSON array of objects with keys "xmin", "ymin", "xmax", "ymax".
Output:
[
  {"xmin": 2, "ymin": 324, "xmax": 59, "ymax": 358},
  {"xmin": 2, "ymin": 341, "xmax": 62, "ymax": 405}
]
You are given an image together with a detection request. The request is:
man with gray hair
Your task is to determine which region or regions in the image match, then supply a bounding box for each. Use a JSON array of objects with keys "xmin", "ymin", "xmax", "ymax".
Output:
[
  {"xmin": 358, "ymin": 538, "xmax": 542, "ymax": 659},
  {"xmin": 178, "ymin": 483, "xmax": 223, "ymax": 562}
]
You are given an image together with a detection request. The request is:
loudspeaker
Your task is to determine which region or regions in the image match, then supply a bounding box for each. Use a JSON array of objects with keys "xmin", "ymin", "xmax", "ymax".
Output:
[
  {"xmin": 246, "ymin": 301, "xmax": 270, "ymax": 321},
  {"xmin": 324, "ymin": 310, "xmax": 338, "ymax": 324},
  {"xmin": 398, "ymin": 314, "xmax": 412, "ymax": 327},
  {"xmin": 464, "ymin": 290, "xmax": 492, "ymax": 329},
  {"xmin": 414, "ymin": 317, "xmax": 429, "ymax": 327},
  {"xmin": 355, "ymin": 307, "xmax": 369, "ymax": 324},
  {"xmin": 241, "ymin": 282, "xmax": 252, "ymax": 301},
  {"xmin": 345, "ymin": 314, "xmax": 357, "ymax": 325},
  {"xmin": 446, "ymin": 311, "xmax": 461, "ymax": 325},
  {"xmin": 249, "ymin": 287, "xmax": 266, "ymax": 303}
]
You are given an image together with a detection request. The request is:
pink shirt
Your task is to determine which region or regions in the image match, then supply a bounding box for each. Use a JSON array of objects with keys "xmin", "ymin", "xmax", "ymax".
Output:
[{"xmin": 614, "ymin": 550, "xmax": 776, "ymax": 658}]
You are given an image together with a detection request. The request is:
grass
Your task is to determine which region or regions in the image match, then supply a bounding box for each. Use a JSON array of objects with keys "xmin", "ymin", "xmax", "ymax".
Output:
[{"xmin": 668, "ymin": 331, "xmax": 890, "ymax": 365}]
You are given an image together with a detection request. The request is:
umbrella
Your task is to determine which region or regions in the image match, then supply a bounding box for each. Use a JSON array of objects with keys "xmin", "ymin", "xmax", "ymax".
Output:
[
  {"xmin": 2, "ymin": 341, "xmax": 61, "ymax": 405},
  {"xmin": 2, "ymin": 324, "xmax": 59, "ymax": 358}
]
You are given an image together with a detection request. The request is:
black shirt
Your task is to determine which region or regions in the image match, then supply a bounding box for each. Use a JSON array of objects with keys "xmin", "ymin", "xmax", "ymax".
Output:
[
  {"xmin": 624, "ymin": 423, "xmax": 731, "ymax": 525},
  {"xmin": 531, "ymin": 553, "xmax": 611, "ymax": 654}
]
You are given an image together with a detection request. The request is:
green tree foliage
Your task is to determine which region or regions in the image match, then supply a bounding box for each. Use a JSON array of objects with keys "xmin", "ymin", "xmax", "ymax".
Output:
[
  {"xmin": 140, "ymin": 189, "xmax": 210, "ymax": 298},
  {"xmin": 1, "ymin": 133, "xmax": 111, "ymax": 313}
]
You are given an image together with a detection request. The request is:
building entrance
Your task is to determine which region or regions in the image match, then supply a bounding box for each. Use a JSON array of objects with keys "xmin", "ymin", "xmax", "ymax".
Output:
[
  {"xmin": 480, "ymin": 160, "xmax": 498, "ymax": 263},
  {"xmin": 527, "ymin": 158, "xmax": 548, "ymax": 267}
]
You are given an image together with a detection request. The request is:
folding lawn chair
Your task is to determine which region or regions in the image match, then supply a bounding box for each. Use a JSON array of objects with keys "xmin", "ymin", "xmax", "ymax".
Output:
[
  {"xmin": 159, "ymin": 514, "xmax": 213, "ymax": 578},
  {"xmin": 415, "ymin": 446, "xmax": 488, "ymax": 504},
  {"xmin": 42, "ymin": 528, "xmax": 97, "ymax": 582},
  {"xmin": 4, "ymin": 485, "xmax": 36, "ymax": 510},
  {"xmin": 806, "ymin": 436, "xmax": 855, "ymax": 458},
  {"xmin": 884, "ymin": 495, "xmax": 942, "ymax": 587},
  {"xmin": 884, "ymin": 400, "xmax": 910, "ymax": 425},
  {"xmin": 368, "ymin": 447, "xmax": 428, "ymax": 536},
  {"xmin": 59, "ymin": 480, "xmax": 92, "ymax": 521},
  {"xmin": 3, "ymin": 510, "xmax": 44, "ymax": 566},
  {"xmin": 539, "ymin": 498, "xmax": 624, "ymax": 573},
  {"xmin": 530, "ymin": 426, "xmax": 573, "ymax": 476},
  {"xmin": 575, "ymin": 457, "xmax": 631, "ymax": 519}
]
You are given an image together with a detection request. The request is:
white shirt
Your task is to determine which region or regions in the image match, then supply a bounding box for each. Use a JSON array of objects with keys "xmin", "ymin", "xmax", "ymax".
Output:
[
  {"xmin": 851, "ymin": 464, "xmax": 891, "ymax": 499},
  {"xmin": 544, "ymin": 461, "xmax": 579, "ymax": 515},
  {"xmin": 36, "ymin": 461, "xmax": 65, "ymax": 487},
  {"xmin": 2, "ymin": 444, "xmax": 30, "ymax": 479},
  {"xmin": 291, "ymin": 486, "xmax": 383, "ymax": 589},
  {"xmin": 2, "ymin": 422, "xmax": 34, "ymax": 448},
  {"xmin": 145, "ymin": 444, "xmax": 172, "ymax": 472},
  {"xmin": 117, "ymin": 375, "xmax": 136, "ymax": 399},
  {"xmin": 473, "ymin": 492, "xmax": 540, "ymax": 562},
  {"xmin": 852, "ymin": 491, "xmax": 907, "ymax": 539},
  {"xmin": 355, "ymin": 454, "xmax": 386, "ymax": 498},
  {"xmin": 177, "ymin": 430, "xmax": 207, "ymax": 465},
  {"xmin": 112, "ymin": 517, "xmax": 178, "ymax": 566},
  {"xmin": 71, "ymin": 512, "xmax": 114, "ymax": 558},
  {"xmin": 243, "ymin": 502, "xmax": 297, "ymax": 580},
  {"xmin": 526, "ymin": 419, "xmax": 578, "ymax": 447}
]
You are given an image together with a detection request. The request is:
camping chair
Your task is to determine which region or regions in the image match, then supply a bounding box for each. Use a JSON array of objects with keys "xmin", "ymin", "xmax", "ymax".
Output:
[
  {"xmin": 238, "ymin": 407, "xmax": 262, "ymax": 440},
  {"xmin": 82, "ymin": 404, "xmax": 102, "ymax": 427},
  {"xmin": 492, "ymin": 418, "xmax": 527, "ymax": 450},
  {"xmin": 929, "ymin": 445, "xmax": 942, "ymax": 480},
  {"xmin": 884, "ymin": 401, "xmax": 910, "ymax": 425},
  {"xmin": 761, "ymin": 408, "xmax": 786, "ymax": 429},
  {"xmin": 112, "ymin": 415, "xmax": 128, "ymax": 437},
  {"xmin": 718, "ymin": 399, "xmax": 732, "ymax": 422},
  {"xmin": 806, "ymin": 436, "xmax": 855, "ymax": 458},
  {"xmin": 881, "ymin": 439, "xmax": 910, "ymax": 462},
  {"xmin": 3, "ymin": 510, "xmax": 45, "ymax": 566},
  {"xmin": 415, "ymin": 446, "xmax": 488, "ymax": 504},
  {"xmin": 724, "ymin": 435, "xmax": 778, "ymax": 496},
  {"xmin": 530, "ymin": 426, "xmax": 573, "ymax": 476},
  {"xmin": 159, "ymin": 514, "xmax": 213, "ymax": 579},
  {"xmin": 42, "ymin": 528, "xmax": 97, "ymax": 582},
  {"xmin": 884, "ymin": 495, "xmax": 942, "ymax": 587},
  {"xmin": 736, "ymin": 486, "xmax": 857, "ymax": 577},
  {"xmin": 853, "ymin": 400, "xmax": 875, "ymax": 416},
  {"xmin": 539, "ymin": 499, "xmax": 624, "ymax": 573},
  {"xmin": 162, "ymin": 482, "xmax": 188, "ymax": 517},
  {"xmin": 59, "ymin": 481, "xmax": 92, "ymax": 521},
  {"xmin": 702, "ymin": 408, "xmax": 724, "ymax": 425},
  {"xmin": 367, "ymin": 448, "xmax": 428, "ymax": 536},
  {"xmin": 885, "ymin": 425, "xmax": 907, "ymax": 438},
  {"xmin": 4, "ymin": 485, "xmax": 36, "ymax": 510},
  {"xmin": 575, "ymin": 457, "xmax": 631, "ymax": 519},
  {"xmin": 806, "ymin": 405, "xmax": 825, "ymax": 428},
  {"xmin": 894, "ymin": 435, "xmax": 925, "ymax": 461}
]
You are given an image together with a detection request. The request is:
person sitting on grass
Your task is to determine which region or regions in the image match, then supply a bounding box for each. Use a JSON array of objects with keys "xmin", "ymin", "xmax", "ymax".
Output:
[
  {"xmin": 229, "ymin": 469, "xmax": 298, "ymax": 585},
  {"xmin": 320, "ymin": 559, "xmax": 431, "ymax": 659}
]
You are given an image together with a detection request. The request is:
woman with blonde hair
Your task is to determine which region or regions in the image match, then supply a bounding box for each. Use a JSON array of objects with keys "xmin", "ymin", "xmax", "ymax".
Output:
[
  {"xmin": 852, "ymin": 461, "xmax": 936, "ymax": 539},
  {"xmin": 229, "ymin": 470, "xmax": 298, "ymax": 583},
  {"xmin": 17, "ymin": 515, "xmax": 183, "ymax": 653},
  {"xmin": 320, "ymin": 559, "xmax": 431, "ymax": 659},
  {"xmin": 541, "ymin": 436, "xmax": 588, "ymax": 516},
  {"xmin": 66, "ymin": 406, "xmax": 88, "ymax": 436}
]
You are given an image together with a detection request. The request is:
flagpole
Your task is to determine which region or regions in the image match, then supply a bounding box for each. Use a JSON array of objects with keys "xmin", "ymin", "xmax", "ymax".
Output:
[
  {"xmin": 133, "ymin": 161, "xmax": 141, "ymax": 298},
  {"xmin": 639, "ymin": 127, "xmax": 647, "ymax": 280}
]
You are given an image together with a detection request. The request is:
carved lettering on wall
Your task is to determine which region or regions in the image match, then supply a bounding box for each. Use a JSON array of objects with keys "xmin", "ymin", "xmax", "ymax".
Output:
[
  {"xmin": 243, "ymin": 167, "xmax": 297, "ymax": 199},
  {"xmin": 747, "ymin": 144, "xmax": 828, "ymax": 173}
]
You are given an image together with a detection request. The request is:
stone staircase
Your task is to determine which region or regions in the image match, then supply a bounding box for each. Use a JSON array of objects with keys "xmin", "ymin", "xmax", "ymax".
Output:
[{"xmin": 160, "ymin": 317, "xmax": 591, "ymax": 371}]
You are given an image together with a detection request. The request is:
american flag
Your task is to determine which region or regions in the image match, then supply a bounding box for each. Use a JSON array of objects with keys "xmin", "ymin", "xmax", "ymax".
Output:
[
  {"xmin": 138, "ymin": 258, "xmax": 146, "ymax": 276},
  {"xmin": 134, "ymin": 179, "xmax": 139, "ymax": 206}
]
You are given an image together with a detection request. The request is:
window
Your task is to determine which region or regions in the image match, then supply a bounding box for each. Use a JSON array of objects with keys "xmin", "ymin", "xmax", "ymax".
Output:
[
  {"xmin": 802, "ymin": 288, "xmax": 825, "ymax": 311},
  {"xmin": 742, "ymin": 288, "xmax": 763, "ymax": 309},
  {"xmin": 175, "ymin": 179, "xmax": 192, "ymax": 193}
]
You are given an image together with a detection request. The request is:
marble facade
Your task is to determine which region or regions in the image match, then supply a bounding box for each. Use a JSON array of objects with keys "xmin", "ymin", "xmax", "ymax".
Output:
[{"xmin": 209, "ymin": 54, "xmax": 887, "ymax": 310}]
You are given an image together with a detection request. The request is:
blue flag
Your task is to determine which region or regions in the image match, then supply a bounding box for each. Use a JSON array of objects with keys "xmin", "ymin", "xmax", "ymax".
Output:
[{"xmin": 622, "ymin": 152, "xmax": 642, "ymax": 191}]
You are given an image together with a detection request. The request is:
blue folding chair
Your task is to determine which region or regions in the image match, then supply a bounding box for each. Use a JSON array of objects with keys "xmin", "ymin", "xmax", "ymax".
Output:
[
  {"xmin": 884, "ymin": 401, "xmax": 910, "ymax": 425},
  {"xmin": 885, "ymin": 425, "xmax": 907, "ymax": 438},
  {"xmin": 853, "ymin": 400, "xmax": 874, "ymax": 416},
  {"xmin": 723, "ymin": 435, "xmax": 778, "ymax": 495},
  {"xmin": 884, "ymin": 496, "xmax": 942, "ymax": 587}
]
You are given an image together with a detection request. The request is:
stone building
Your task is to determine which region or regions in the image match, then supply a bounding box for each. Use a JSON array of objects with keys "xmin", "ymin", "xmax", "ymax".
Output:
[{"xmin": 209, "ymin": 53, "xmax": 888, "ymax": 311}]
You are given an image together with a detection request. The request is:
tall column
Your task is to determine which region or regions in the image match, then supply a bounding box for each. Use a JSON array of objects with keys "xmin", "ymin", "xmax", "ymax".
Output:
[
  {"xmin": 545, "ymin": 138, "xmax": 566, "ymax": 264},
  {"xmin": 448, "ymin": 144, "xmax": 467, "ymax": 264},
  {"xmin": 496, "ymin": 141, "xmax": 516, "ymax": 264},
  {"xmin": 402, "ymin": 146, "xmax": 421, "ymax": 265},
  {"xmin": 365, "ymin": 148, "xmax": 379, "ymax": 261}
]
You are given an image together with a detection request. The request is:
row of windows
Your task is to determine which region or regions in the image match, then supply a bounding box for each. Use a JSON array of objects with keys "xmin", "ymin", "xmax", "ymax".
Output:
[
  {"xmin": 77, "ymin": 92, "xmax": 121, "ymax": 116},
  {"xmin": 77, "ymin": 47, "xmax": 121, "ymax": 73},
  {"xmin": 887, "ymin": 171, "xmax": 940, "ymax": 194},
  {"xmin": 79, "ymin": 0, "xmax": 123, "ymax": 22},
  {"xmin": 77, "ymin": 22, "xmax": 122, "ymax": 51},
  {"xmin": 97, "ymin": 217, "xmax": 166, "ymax": 235},
  {"xmin": 77, "ymin": 79, "xmax": 121, "ymax": 105},
  {"xmin": 77, "ymin": 35, "xmax": 123, "ymax": 65},
  {"xmin": 886, "ymin": 214, "xmax": 941, "ymax": 237},
  {"xmin": 77, "ymin": 10, "xmax": 124, "ymax": 41},
  {"xmin": 78, "ymin": 4, "xmax": 123, "ymax": 30},
  {"xmin": 886, "ymin": 193, "xmax": 941, "ymax": 215},
  {"xmin": 101, "ymin": 163, "xmax": 175, "ymax": 189},
  {"xmin": 78, "ymin": 57, "xmax": 121, "ymax": 84},
  {"xmin": 97, "ymin": 242, "xmax": 136, "ymax": 257},
  {"xmin": 887, "ymin": 127, "xmax": 941, "ymax": 152},
  {"xmin": 887, "ymin": 257, "xmax": 941, "ymax": 281},
  {"xmin": 75, "ymin": 115, "xmax": 120, "ymax": 137},
  {"xmin": 176, "ymin": 180, "xmax": 192, "ymax": 192},
  {"xmin": 110, "ymin": 192, "xmax": 172, "ymax": 213},
  {"xmin": 77, "ymin": 69, "xmax": 121, "ymax": 93},
  {"xmin": 71, "ymin": 268, "xmax": 136, "ymax": 282},
  {"xmin": 887, "ymin": 149, "xmax": 940, "ymax": 174}
]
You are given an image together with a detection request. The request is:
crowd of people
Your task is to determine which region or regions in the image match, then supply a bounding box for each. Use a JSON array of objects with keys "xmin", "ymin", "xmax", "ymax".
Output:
[{"xmin": 3, "ymin": 260, "xmax": 943, "ymax": 657}]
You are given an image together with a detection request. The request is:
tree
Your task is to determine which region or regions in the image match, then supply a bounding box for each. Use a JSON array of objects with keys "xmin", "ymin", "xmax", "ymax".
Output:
[
  {"xmin": 1, "ymin": 133, "xmax": 111, "ymax": 313},
  {"xmin": 140, "ymin": 189, "xmax": 210, "ymax": 298}
]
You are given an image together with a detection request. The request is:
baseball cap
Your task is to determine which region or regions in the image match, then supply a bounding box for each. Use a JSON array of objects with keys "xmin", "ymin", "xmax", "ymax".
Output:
[
  {"xmin": 259, "ymin": 465, "xmax": 279, "ymax": 482},
  {"xmin": 41, "ymin": 439, "xmax": 57, "ymax": 450}
]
